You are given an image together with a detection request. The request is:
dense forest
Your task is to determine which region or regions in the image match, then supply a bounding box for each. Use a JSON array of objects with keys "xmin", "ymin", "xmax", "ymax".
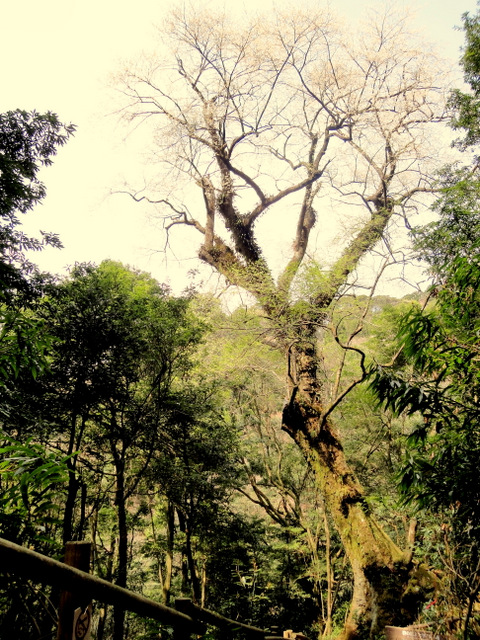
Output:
[{"xmin": 1, "ymin": 5, "xmax": 480, "ymax": 640}]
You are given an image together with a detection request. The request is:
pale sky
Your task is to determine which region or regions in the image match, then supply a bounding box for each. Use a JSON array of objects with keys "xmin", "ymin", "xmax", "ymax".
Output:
[{"xmin": 1, "ymin": 0, "xmax": 478, "ymax": 294}]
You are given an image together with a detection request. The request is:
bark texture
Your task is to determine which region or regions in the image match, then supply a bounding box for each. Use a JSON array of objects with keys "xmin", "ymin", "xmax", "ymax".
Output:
[{"xmin": 282, "ymin": 342, "xmax": 415, "ymax": 638}]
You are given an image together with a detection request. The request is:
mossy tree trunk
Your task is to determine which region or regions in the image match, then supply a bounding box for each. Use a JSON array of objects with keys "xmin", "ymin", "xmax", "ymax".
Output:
[{"xmin": 283, "ymin": 341, "xmax": 414, "ymax": 638}]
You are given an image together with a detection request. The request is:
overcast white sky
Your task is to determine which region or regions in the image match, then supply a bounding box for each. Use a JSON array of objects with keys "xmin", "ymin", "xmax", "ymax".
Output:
[{"xmin": 1, "ymin": 0, "xmax": 478, "ymax": 294}]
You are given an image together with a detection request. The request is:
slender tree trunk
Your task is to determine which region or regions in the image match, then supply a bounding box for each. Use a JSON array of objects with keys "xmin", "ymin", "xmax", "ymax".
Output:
[
  {"xmin": 113, "ymin": 450, "xmax": 128, "ymax": 640},
  {"xmin": 95, "ymin": 531, "xmax": 116, "ymax": 640},
  {"xmin": 201, "ymin": 557, "xmax": 207, "ymax": 608},
  {"xmin": 323, "ymin": 510, "xmax": 333, "ymax": 638},
  {"xmin": 63, "ymin": 467, "xmax": 79, "ymax": 545},
  {"xmin": 185, "ymin": 525, "xmax": 202, "ymax": 604},
  {"xmin": 163, "ymin": 500, "xmax": 175, "ymax": 606},
  {"xmin": 177, "ymin": 510, "xmax": 201, "ymax": 602},
  {"xmin": 282, "ymin": 343, "xmax": 414, "ymax": 638},
  {"xmin": 62, "ymin": 415, "xmax": 79, "ymax": 544},
  {"xmin": 148, "ymin": 498, "xmax": 174, "ymax": 606},
  {"xmin": 178, "ymin": 511, "xmax": 190, "ymax": 595},
  {"xmin": 63, "ymin": 414, "xmax": 88, "ymax": 544}
]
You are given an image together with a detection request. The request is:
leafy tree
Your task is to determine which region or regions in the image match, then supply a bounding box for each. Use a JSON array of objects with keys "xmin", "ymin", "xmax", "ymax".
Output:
[
  {"xmin": 1, "ymin": 259, "xmax": 249, "ymax": 640},
  {"xmin": 0, "ymin": 108, "xmax": 74, "ymax": 426},
  {"xmin": 14, "ymin": 260, "xmax": 248, "ymax": 640},
  {"xmin": 37, "ymin": 261, "xmax": 208, "ymax": 640},
  {"xmin": 0, "ymin": 105, "xmax": 74, "ymax": 537},
  {"xmin": 0, "ymin": 108, "xmax": 73, "ymax": 639}
]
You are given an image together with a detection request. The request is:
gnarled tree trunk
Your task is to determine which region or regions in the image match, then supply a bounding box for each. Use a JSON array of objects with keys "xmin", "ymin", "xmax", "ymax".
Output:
[
  {"xmin": 119, "ymin": 8, "xmax": 446, "ymax": 636},
  {"xmin": 282, "ymin": 342, "xmax": 414, "ymax": 638}
]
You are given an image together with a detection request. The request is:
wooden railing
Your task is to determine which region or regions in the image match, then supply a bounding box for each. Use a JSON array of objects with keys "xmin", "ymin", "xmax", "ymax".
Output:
[{"xmin": 0, "ymin": 537, "xmax": 294, "ymax": 640}]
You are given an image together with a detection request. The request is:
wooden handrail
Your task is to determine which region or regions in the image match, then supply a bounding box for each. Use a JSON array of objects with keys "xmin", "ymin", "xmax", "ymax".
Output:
[
  {"xmin": 0, "ymin": 537, "xmax": 197, "ymax": 633},
  {"xmin": 175, "ymin": 597, "xmax": 267, "ymax": 637},
  {"xmin": 0, "ymin": 537, "xmax": 298, "ymax": 639}
]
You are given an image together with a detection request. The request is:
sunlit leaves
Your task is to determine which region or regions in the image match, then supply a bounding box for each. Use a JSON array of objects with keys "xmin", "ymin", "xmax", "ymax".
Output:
[{"xmin": 0, "ymin": 437, "xmax": 69, "ymax": 546}]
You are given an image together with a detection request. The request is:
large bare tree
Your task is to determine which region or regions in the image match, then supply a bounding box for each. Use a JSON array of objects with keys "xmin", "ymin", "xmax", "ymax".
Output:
[{"xmin": 118, "ymin": 6, "xmax": 447, "ymax": 638}]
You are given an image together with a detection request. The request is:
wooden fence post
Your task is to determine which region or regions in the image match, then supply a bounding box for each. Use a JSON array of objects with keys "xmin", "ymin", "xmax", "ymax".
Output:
[
  {"xmin": 56, "ymin": 541, "xmax": 92, "ymax": 640},
  {"xmin": 174, "ymin": 598, "xmax": 194, "ymax": 640}
]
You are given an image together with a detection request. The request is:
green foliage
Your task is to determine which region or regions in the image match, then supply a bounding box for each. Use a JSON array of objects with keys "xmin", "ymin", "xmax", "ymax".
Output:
[
  {"xmin": 369, "ymin": 256, "xmax": 480, "ymax": 636},
  {"xmin": 0, "ymin": 110, "xmax": 74, "ymax": 303},
  {"xmin": 412, "ymin": 166, "xmax": 480, "ymax": 275},
  {"xmin": 0, "ymin": 309, "xmax": 50, "ymax": 393},
  {"xmin": 367, "ymin": 14, "xmax": 480, "ymax": 623},
  {"xmin": 293, "ymin": 258, "xmax": 331, "ymax": 304},
  {"xmin": 0, "ymin": 436, "xmax": 68, "ymax": 547},
  {"xmin": 39, "ymin": 260, "xmax": 205, "ymax": 417},
  {"xmin": 450, "ymin": 7, "xmax": 480, "ymax": 148},
  {"xmin": 370, "ymin": 257, "xmax": 480, "ymax": 501},
  {"xmin": 0, "ymin": 438, "xmax": 68, "ymax": 640},
  {"xmin": 0, "ymin": 110, "xmax": 73, "ymax": 216}
]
